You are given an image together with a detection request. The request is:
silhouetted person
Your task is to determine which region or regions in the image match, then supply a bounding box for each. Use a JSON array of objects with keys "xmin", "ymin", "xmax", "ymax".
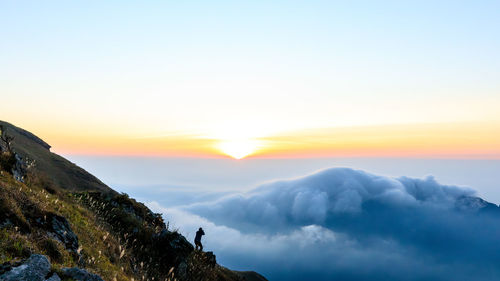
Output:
[{"xmin": 194, "ymin": 227, "xmax": 205, "ymax": 251}]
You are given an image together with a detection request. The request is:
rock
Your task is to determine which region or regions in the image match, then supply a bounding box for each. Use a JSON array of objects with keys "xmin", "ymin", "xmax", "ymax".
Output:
[
  {"xmin": 155, "ymin": 229, "xmax": 193, "ymax": 265},
  {"xmin": 12, "ymin": 153, "xmax": 25, "ymax": 182},
  {"xmin": 0, "ymin": 263, "xmax": 11, "ymax": 276},
  {"xmin": 176, "ymin": 261, "xmax": 187, "ymax": 280},
  {"xmin": 61, "ymin": 267, "xmax": 104, "ymax": 281},
  {"xmin": 45, "ymin": 273, "xmax": 61, "ymax": 281},
  {"xmin": 156, "ymin": 229, "xmax": 193, "ymax": 250},
  {"xmin": 0, "ymin": 254, "xmax": 103, "ymax": 281},
  {"xmin": 0, "ymin": 219, "xmax": 13, "ymax": 229},
  {"xmin": 204, "ymin": 252, "xmax": 216, "ymax": 268},
  {"xmin": 0, "ymin": 259, "xmax": 26, "ymax": 276},
  {"xmin": 0, "ymin": 259, "xmax": 26, "ymax": 275},
  {"xmin": 0, "ymin": 254, "xmax": 50, "ymax": 281},
  {"xmin": 49, "ymin": 214, "xmax": 79, "ymax": 252},
  {"xmin": 28, "ymin": 212, "xmax": 79, "ymax": 253}
]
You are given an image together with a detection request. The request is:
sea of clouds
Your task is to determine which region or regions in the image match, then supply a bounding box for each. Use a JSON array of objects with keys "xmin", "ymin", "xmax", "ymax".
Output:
[{"xmin": 148, "ymin": 168, "xmax": 500, "ymax": 281}]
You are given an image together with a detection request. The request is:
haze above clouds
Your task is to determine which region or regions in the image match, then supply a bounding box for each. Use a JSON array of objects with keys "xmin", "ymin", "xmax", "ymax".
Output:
[{"xmin": 67, "ymin": 156, "xmax": 500, "ymax": 203}]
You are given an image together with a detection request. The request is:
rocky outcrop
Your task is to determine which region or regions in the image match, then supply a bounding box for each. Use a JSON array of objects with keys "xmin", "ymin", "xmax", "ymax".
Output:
[
  {"xmin": 45, "ymin": 274, "xmax": 61, "ymax": 281},
  {"xmin": 0, "ymin": 254, "xmax": 103, "ymax": 281},
  {"xmin": 48, "ymin": 214, "xmax": 79, "ymax": 253},
  {"xmin": 0, "ymin": 151, "xmax": 24, "ymax": 182},
  {"xmin": 12, "ymin": 153, "xmax": 26, "ymax": 182},
  {"xmin": 0, "ymin": 254, "xmax": 50, "ymax": 281},
  {"xmin": 201, "ymin": 251, "xmax": 217, "ymax": 268},
  {"xmin": 28, "ymin": 211, "xmax": 79, "ymax": 253},
  {"xmin": 155, "ymin": 229, "xmax": 194, "ymax": 264}
]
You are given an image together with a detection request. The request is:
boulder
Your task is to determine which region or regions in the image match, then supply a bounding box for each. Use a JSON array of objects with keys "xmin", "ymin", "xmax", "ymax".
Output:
[
  {"xmin": 0, "ymin": 254, "xmax": 105, "ymax": 281},
  {"xmin": 0, "ymin": 260, "xmax": 23, "ymax": 276},
  {"xmin": 202, "ymin": 251, "xmax": 216, "ymax": 268},
  {"xmin": 12, "ymin": 153, "xmax": 25, "ymax": 182},
  {"xmin": 27, "ymin": 212, "xmax": 79, "ymax": 253},
  {"xmin": 49, "ymin": 214, "xmax": 79, "ymax": 252},
  {"xmin": 0, "ymin": 254, "xmax": 50, "ymax": 281},
  {"xmin": 46, "ymin": 273, "xmax": 61, "ymax": 281},
  {"xmin": 155, "ymin": 229, "xmax": 193, "ymax": 265},
  {"xmin": 207, "ymin": 252, "xmax": 216, "ymax": 268}
]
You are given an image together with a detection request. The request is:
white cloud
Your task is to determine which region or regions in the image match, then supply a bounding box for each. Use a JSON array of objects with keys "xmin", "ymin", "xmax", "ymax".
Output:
[{"xmin": 149, "ymin": 168, "xmax": 500, "ymax": 281}]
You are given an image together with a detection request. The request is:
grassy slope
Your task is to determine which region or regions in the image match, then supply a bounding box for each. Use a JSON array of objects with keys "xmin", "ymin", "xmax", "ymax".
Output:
[
  {"xmin": 0, "ymin": 172, "xmax": 130, "ymax": 280},
  {"xmin": 0, "ymin": 120, "xmax": 112, "ymax": 193},
  {"xmin": 0, "ymin": 120, "xmax": 267, "ymax": 281}
]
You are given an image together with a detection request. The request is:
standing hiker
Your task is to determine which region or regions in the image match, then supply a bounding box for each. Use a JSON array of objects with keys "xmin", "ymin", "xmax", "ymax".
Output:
[{"xmin": 195, "ymin": 227, "xmax": 205, "ymax": 251}]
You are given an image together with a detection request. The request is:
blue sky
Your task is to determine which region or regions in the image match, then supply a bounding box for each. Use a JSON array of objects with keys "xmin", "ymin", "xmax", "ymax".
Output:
[{"xmin": 2, "ymin": 1, "xmax": 500, "ymax": 145}]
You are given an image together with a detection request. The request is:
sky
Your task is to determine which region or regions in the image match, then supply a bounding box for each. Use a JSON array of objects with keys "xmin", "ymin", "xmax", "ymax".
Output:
[
  {"xmin": 3, "ymin": 2, "xmax": 500, "ymax": 280},
  {"xmin": 2, "ymin": 0, "xmax": 500, "ymax": 159}
]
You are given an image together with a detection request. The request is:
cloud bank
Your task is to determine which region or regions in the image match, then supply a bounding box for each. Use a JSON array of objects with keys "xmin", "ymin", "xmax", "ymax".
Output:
[{"xmin": 151, "ymin": 168, "xmax": 500, "ymax": 281}]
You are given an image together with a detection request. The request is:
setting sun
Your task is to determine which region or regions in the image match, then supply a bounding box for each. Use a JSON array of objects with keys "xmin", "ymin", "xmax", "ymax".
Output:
[{"xmin": 216, "ymin": 139, "xmax": 262, "ymax": 159}]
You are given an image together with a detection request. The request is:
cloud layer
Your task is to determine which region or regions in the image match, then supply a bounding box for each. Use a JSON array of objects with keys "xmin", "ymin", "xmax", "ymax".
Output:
[{"xmin": 153, "ymin": 168, "xmax": 500, "ymax": 281}]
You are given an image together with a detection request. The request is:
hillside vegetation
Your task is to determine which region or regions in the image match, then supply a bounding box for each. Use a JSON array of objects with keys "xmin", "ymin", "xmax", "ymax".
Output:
[{"xmin": 0, "ymin": 121, "xmax": 266, "ymax": 281}]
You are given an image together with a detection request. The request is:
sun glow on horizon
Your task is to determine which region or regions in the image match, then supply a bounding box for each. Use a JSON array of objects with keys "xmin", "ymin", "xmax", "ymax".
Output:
[
  {"xmin": 216, "ymin": 139, "xmax": 263, "ymax": 159},
  {"xmin": 39, "ymin": 121, "xmax": 500, "ymax": 160}
]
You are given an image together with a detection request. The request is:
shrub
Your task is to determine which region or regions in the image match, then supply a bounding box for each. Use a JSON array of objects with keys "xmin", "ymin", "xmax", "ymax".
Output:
[
  {"xmin": 39, "ymin": 238, "xmax": 63, "ymax": 263},
  {"xmin": 2, "ymin": 234, "xmax": 32, "ymax": 259},
  {"xmin": 0, "ymin": 152, "xmax": 16, "ymax": 174}
]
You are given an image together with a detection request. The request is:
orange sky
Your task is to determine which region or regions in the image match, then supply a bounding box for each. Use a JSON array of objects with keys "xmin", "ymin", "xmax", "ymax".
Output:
[{"xmin": 41, "ymin": 121, "xmax": 500, "ymax": 159}]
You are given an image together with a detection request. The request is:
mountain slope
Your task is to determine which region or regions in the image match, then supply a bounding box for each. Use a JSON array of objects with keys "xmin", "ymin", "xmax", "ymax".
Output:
[
  {"xmin": 0, "ymin": 120, "xmax": 112, "ymax": 193},
  {"xmin": 0, "ymin": 121, "xmax": 266, "ymax": 281}
]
